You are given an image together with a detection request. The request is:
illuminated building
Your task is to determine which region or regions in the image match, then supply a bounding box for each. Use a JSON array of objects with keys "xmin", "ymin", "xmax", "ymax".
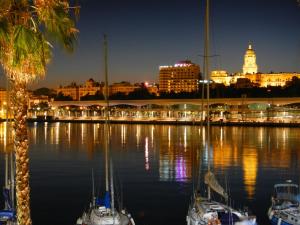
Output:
[
  {"xmin": 211, "ymin": 44, "xmax": 300, "ymax": 87},
  {"xmin": 28, "ymin": 94, "xmax": 50, "ymax": 107},
  {"xmin": 56, "ymin": 79, "xmax": 103, "ymax": 100},
  {"xmin": 246, "ymin": 72, "xmax": 300, "ymax": 87},
  {"xmin": 110, "ymin": 81, "xmax": 138, "ymax": 95},
  {"xmin": 79, "ymin": 78, "xmax": 102, "ymax": 99},
  {"xmin": 211, "ymin": 70, "xmax": 231, "ymax": 86},
  {"xmin": 159, "ymin": 60, "xmax": 201, "ymax": 93},
  {"xmin": 242, "ymin": 44, "xmax": 300, "ymax": 87},
  {"xmin": 144, "ymin": 82, "xmax": 159, "ymax": 96},
  {"xmin": 56, "ymin": 82, "xmax": 79, "ymax": 100},
  {"xmin": 243, "ymin": 44, "xmax": 258, "ymax": 75}
]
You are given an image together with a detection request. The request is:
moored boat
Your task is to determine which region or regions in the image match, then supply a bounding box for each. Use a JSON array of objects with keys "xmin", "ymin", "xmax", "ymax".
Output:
[
  {"xmin": 76, "ymin": 192, "xmax": 134, "ymax": 225},
  {"xmin": 0, "ymin": 188, "xmax": 16, "ymax": 225},
  {"xmin": 76, "ymin": 34, "xmax": 135, "ymax": 225},
  {"xmin": 186, "ymin": 1, "xmax": 257, "ymax": 224},
  {"xmin": 187, "ymin": 173, "xmax": 257, "ymax": 225},
  {"xmin": 268, "ymin": 182, "xmax": 300, "ymax": 225}
]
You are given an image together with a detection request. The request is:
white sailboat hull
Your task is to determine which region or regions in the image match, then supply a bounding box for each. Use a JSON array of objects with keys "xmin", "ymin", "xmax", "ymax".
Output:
[
  {"xmin": 268, "ymin": 183, "xmax": 300, "ymax": 225},
  {"xmin": 186, "ymin": 197, "xmax": 256, "ymax": 225},
  {"xmin": 268, "ymin": 206, "xmax": 300, "ymax": 225},
  {"xmin": 77, "ymin": 207, "xmax": 134, "ymax": 225}
]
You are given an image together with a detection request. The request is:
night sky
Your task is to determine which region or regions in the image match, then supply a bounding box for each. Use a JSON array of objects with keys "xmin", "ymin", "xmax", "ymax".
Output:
[{"xmin": 2, "ymin": 0, "xmax": 300, "ymax": 88}]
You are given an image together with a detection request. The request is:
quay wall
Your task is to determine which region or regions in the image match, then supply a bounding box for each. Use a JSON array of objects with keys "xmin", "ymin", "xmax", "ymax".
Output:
[{"xmin": 24, "ymin": 118, "xmax": 300, "ymax": 128}]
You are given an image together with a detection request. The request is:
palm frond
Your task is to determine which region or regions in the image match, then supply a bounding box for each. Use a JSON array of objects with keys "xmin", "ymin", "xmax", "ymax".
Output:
[
  {"xmin": 0, "ymin": 0, "xmax": 78, "ymax": 84},
  {"xmin": 0, "ymin": 18, "xmax": 9, "ymax": 44},
  {"xmin": 0, "ymin": 25, "xmax": 52, "ymax": 83},
  {"xmin": 0, "ymin": 1, "xmax": 12, "ymax": 17},
  {"xmin": 13, "ymin": 25, "xmax": 36, "ymax": 63},
  {"xmin": 36, "ymin": 1, "xmax": 78, "ymax": 52}
]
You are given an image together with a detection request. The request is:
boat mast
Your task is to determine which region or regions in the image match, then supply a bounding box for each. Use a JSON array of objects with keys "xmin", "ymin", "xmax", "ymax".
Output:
[
  {"xmin": 204, "ymin": 0, "xmax": 211, "ymax": 200},
  {"xmin": 4, "ymin": 77, "xmax": 9, "ymax": 209},
  {"xmin": 5, "ymin": 124, "xmax": 8, "ymax": 188},
  {"xmin": 110, "ymin": 159, "xmax": 115, "ymax": 216},
  {"xmin": 103, "ymin": 34, "xmax": 110, "ymax": 192},
  {"xmin": 92, "ymin": 169, "xmax": 95, "ymax": 206},
  {"xmin": 8, "ymin": 80, "xmax": 15, "ymax": 209}
]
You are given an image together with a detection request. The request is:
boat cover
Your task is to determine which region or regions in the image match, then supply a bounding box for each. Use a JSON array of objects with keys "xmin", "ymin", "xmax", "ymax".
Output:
[
  {"xmin": 218, "ymin": 212, "xmax": 240, "ymax": 225},
  {"xmin": 204, "ymin": 171, "xmax": 228, "ymax": 200},
  {"xmin": 296, "ymin": 194, "xmax": 300, "ymax": 202},
  {"xmin": 3, "ymin": 188, "xmax": 12, "ymax": 210},
  {"xmin": 0, "ymin": 210, "xmax": 15, "ymax": 219},
  {"xmin": 96, "ymin": 191, "xmax": 111, "ymax": 209}
]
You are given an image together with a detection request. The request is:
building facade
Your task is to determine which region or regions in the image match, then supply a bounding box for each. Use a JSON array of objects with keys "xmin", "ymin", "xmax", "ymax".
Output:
[
  {"xmin": 110, "ymin": 82, "xmax": 138, "ymax": 95},
  {"xmin": 56, "ymin": 83, "xmax": 79, "ymax": 100},
  {"xmin": 211, "ymin": 70, "xmax": 231, "ymax": 86},
  {"xmin": 159, "ymin": 60, "xmax": 201, "ymax": 93},
  {"xmin": 56, "ymin": 79, "xmax": 103, "ymax": 100},
  {"xmin": 246, "ymin": 73, "xmax": 300, "ymax": 87},
  {"xmin": 28, "ymin": 94, "xmax": 50, "ymax": 108},
  {"xmin": 79, "ymin": 78, "xmax": 102, "ymax": 99}
]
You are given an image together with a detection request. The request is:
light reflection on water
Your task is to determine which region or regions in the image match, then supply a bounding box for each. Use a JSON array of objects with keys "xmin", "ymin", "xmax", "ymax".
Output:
[{"xmin": 0, "ymin": 123, "xmax": 299, "ymax": 225}]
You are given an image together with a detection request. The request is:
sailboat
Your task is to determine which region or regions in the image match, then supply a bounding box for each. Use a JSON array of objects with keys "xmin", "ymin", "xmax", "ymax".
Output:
[
  {"xmin": 268, "ymin": 181, "xmax": 300, "ymax": 225},
  {"xmin": 0, "ymin": 82, "xmax": 17, "ymax": 224},
  {"xmin": 0, "ymin": 152, "xmax": 16, "ymax": 225},
  {"xmin": 76, "ymin": 35, "xmax": 135, "ymax": 225},
  {"xmin": 186, "ymin": 1, "xmax": 257, "ymax": 225}
]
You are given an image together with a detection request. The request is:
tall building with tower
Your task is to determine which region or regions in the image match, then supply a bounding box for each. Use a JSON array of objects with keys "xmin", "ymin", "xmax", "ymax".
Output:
[
  {"xmin": 243, "ymin": 44, "xmax": 258, "ymax": 75},
  {"xmin": 210, "ymin": 43, "xmax": 300, "ymax": 87}
]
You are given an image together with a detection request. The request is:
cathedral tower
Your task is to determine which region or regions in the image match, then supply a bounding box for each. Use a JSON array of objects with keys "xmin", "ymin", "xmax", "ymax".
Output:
[{"xmin": 243, "ymin": 44, "xmax": 258, "ymax": 74}]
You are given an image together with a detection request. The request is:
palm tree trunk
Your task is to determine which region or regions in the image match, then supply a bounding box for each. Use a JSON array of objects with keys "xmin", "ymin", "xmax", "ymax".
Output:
[{"xmin": 10, "ymin": 79, "xmax": 32, "ymax": 225}]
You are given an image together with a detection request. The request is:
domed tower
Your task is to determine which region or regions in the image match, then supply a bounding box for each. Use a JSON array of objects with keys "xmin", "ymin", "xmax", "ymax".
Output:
[{"xmin": 243, "ymin": 44, "xmax": 258, "ymax": 74}]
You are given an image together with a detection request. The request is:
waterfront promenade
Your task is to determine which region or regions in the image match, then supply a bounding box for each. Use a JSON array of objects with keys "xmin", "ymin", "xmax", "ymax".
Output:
[
  {"xmin": 26, "ymin": 117, "xmax": 300, "ymax": 127},
  {"xmin": 50, "ymin": 97, "xmax": 300, "ymax": 107},
  {"xmin": 2, "ymin": 98, "xmax": 300, "ymax": 127},
  {"xmin": 24, "ymin": 97, "xmax": 300, "ymax": 127}
]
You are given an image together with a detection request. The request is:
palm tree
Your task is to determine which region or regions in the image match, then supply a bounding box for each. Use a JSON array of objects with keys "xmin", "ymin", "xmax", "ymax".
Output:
[{"xmin": 0, "ymin": 1, "xmax": 78, "ymax": 225}]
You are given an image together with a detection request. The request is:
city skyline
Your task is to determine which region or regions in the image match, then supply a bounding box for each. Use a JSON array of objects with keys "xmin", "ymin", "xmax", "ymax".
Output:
[{"xmin": 1, "ymin": 0, "xmax": 300, "ymax": 89}]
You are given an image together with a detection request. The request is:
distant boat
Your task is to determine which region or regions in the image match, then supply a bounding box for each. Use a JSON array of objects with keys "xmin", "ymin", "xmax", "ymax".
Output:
[
  {"xmin": 268, "ymin": 181, "xmax": 300, "ymax": 225},
  {"xmin": 76, "ymin": 35, "xmax": 135, "ymax": 225},
  {"xmin": 186, "ymin": 1, "xmax": 257, "ymax": 224}
]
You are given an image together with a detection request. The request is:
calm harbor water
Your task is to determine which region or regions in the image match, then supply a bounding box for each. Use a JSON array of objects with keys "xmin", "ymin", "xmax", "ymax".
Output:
[{"xmin": 0, "ymin": 122, "xmax": 300, "ymax": 225}]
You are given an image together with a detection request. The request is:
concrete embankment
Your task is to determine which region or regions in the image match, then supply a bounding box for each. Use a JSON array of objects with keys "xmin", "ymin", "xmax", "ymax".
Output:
[{"xmin": 23, "ymin": 118, "xmax": 300, "ymax": 127}]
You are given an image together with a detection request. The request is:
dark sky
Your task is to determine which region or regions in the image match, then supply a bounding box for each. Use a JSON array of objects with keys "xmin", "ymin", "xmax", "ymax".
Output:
[{"xmin": 3, "ymin": 0, "xmax": 300, "ymax": 88}]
